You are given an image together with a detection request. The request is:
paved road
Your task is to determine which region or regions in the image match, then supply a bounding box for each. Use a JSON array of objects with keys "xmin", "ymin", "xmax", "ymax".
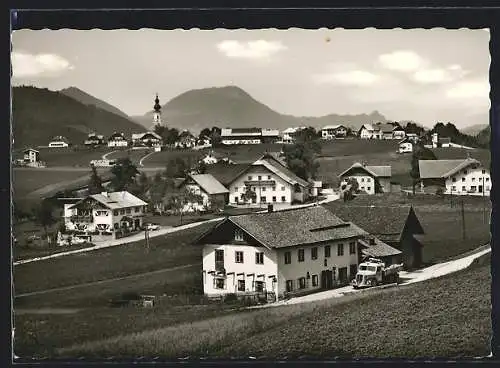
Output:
[
  {"xmin": 101, "ymin": 150, "xmax": 117, "ymax": 160},
  {"xmin": 250, "ymin": 244, "xmax": 491, "ymax": 309},
  {"xmin": 15, "ymin": 263, "xmax": 198, "ymax": 298},
  {"xmin": 138, "ymin": 151, "xmax": 157, "ymax": 167}
]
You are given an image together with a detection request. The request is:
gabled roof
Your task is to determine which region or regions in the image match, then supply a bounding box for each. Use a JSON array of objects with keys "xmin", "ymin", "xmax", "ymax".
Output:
[
  {"xmin": 418, "ymin": 158, "xmax": 481, "ymax": 179},
  {"xmin": 322, "ymin": 125, "xmax": 347, "ymax": 130},
  {"xmin": 23, "ymin": 148, "xmax": 39, "ymax": 153},
  {"xmin": 282, "ymin": 127, "xmax": 306, "ymax": 134},
  {"xmin": 203, "ymin": 205, "xmax": 369, "ymax": 249},
  {"xmin": 109, "ymin": 132, "xmax": 126, "ymax": 140},
  {"xmin": 243, "ymin": 154, "xmax": 310, "ymax": 187},
  {"xmin": 358, "ymin": 238, "xmax": 402, "ymax": 258},
  {"xmin": 359, "ymin": 124, "xmax": 374, "ymax": 132},
  {"xmin": 380, "ymin": 123, "xmax": 396, "ymax": 134},
  {"xmin": 185, "ymin": 174, "xmax": 229, "ymax": 195},
  {"xmin": 205, "ymin": 163, "xmax": 251, "ymax": 186},
  {"xmin": 69, "ymin": 191, "xmax": 147, "ymax": 210},
  {"xmin": 338, "ymin": 162, "xmax": 392, "ymax": 178},
  {"xmin": 324, "ymin": 203, "xmax": 424, "ymax": 242}
]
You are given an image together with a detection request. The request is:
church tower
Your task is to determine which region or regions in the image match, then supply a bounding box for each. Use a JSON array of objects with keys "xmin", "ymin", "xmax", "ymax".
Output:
[{"xmin": 152, "ymin": 93, "xmax": 162, "ymax": 128}]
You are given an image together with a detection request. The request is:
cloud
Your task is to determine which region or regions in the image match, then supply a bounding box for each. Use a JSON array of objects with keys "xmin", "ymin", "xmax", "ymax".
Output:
[
  {"xmin": 313, "ymin": 70, "xmax": 379, "ymax": 86},
  {"xmin": 446, "ymin": 80, "xmax": 489, "ymax": 99},
  {"xmin": 11, "ymin": 51, "xmax": 74, "ymax": 78},
  {"xmin": 216, "ymin": 40, "xmax": 287, "ymax": 61},
  {"xmin": 378, "ymin": 50, "xmax": 427, "ymax": 72},
  {"xmin": 412, "ymin": 65, "xmax": 468, "ymax": 84}
]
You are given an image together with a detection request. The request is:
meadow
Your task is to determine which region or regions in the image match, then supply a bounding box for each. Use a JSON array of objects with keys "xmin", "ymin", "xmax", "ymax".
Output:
[
  {"xmin": 48, "ymin": 255, "xmax": 490, "ymax": 359},
  {"xmin": 34, "ymin": 146, "xmax": 113, "ymax": 167},
  {"xmin": 106, "ymin": 147, "xmax": 153, "ymax": 165}
]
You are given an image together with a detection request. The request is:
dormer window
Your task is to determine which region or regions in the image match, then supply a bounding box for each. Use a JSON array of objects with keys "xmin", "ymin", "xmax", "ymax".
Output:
[
  {"xmin": 248, "ymin": 176, "xmax": 253, "ymax": 180},
  {"xmin": 234, "ymin": 228, "xmax": 244, "ymax": 241}
]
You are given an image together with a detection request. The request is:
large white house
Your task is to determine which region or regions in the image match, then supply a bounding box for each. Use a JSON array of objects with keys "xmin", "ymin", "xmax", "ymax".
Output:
[
  {"xmin": 195, "ymin": 205, "xmax": 401, "ymax": 301},
  {"xmin": 339, "ymin": 162, "xmax": 392, "ymax": 195},
  {"xmin": 64, "ymin": 191, "xmax": 148, "ymax": 235},
  {"xmin": 418, "ymin": 158, "xmax": 491, "ymax": 196},
  {"xmin": 221, "ymin": 128, "xmax": 280, "ymax": 145},
  {"xmin": 227, "ymin": 154, "xmax": 311, "ymax": 206},
  {"xmin": 48, "ymin": 136, "xmax": 70, "ymax": 148},
  {"xmin": 358, "ymin": 124, "xmax": 382, "ymax": 139},
  {"xmin": 107, "ymin": 132, "xmax": 129, "ymax": 147},
  {"xmin": 321, "ymin": 125, "xmax": 348, "ymax": 139}
]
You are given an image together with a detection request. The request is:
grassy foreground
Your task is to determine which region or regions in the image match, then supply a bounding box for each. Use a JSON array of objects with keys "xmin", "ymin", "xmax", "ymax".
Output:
[{"xmin": 53, "ymin": 256, "xmax": 491, "ymax": 359}]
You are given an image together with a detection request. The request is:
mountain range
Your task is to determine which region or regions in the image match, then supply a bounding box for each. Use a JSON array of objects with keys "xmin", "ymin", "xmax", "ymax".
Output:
[{"xmin": 12, "ymin": 86, "xmax": 145, "ymax": 149}]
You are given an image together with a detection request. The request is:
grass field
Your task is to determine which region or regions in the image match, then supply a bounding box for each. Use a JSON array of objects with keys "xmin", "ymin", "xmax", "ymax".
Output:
[
  {"xmin": 142, "ymin": 148, "xmax": 207, "ymax": 168},
  {"xmin": 34, "ymin": 147, "xmax": 113, "ymax": 167},
  {"xmin": 432, "ymin": 147, "xmax": 491, "ymax": 167},
  {"xmin": 106, "ymin": 148, "xmax": 153, "ymax": 165},
  {"xmin": 50, "ymin": 257, "xmax": 490, "ymax": 359}
]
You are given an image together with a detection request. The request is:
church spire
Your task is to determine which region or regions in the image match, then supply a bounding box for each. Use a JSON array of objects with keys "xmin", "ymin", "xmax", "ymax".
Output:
[
  {"xmin": 154, "ymin": 93, "xmax": 161, "ymax": 112},
  {"xmin": 152, "ymin": 93, "xmax": 162, "ymax": 127}
]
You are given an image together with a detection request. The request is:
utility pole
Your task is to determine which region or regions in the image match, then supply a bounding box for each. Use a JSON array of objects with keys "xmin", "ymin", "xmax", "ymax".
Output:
[
  {"xmin": 144, "ymin": 225, "xmax": 150, "ymax": 253},
  {"xmin": 461, "ymin": 199, "xmax": 466, "ymax": 241}
]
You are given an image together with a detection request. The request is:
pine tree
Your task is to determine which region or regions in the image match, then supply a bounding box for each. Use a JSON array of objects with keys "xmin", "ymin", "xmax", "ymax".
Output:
[{"xmin": 88, "ymin": 165, "xmax": 104, "ymax": 194}]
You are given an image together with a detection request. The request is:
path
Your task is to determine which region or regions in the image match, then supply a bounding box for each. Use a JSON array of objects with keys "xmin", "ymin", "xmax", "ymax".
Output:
[
  {"xmin": 138, "ymin": 151, "xmax": 157, "ymax": 167},
  {"xmin": 250, "ymin": 244, "xmax": 491, "ymax": 309},
  {"xmin": 101, "ymin": 150, "xmax": 117, "ymax": 160},
  {"xmin": 14, "ymin": 195, "xmax": 341, "ymax": 266},
  {"xmin": 15, "ymin": 263, "xmax": 198, "ymax": 298}
]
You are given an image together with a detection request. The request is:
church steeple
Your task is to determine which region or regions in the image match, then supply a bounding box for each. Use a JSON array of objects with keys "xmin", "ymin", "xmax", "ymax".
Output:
[{"xmin": 152, "ymin": 93, "xmax": 162, "ymax": 127}]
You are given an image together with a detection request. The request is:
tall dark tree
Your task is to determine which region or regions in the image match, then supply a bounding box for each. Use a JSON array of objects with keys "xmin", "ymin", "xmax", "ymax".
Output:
[
  {"xmin": 210, "ymin": 126, "xmax": 222, "ymax": 147},
  {"xmin": 282, "ymin": 139, "xmax": 321, "ymax": 181},
  {"xmin": 199, "ymin": 128, "xmax": 212, "ymax": 140},
  {"xmin": 33, "ymin": 199, "xmax": 57, "ymax": 244},
  {"xmin": 88, "ymin": 165, "xmax": 104, "ymax": 194},
  {"xmin": 165, "ymin": 157, "xmax": 188, "ymax": 178},
  {"xmin": 110, "ymin": 157, "xmax": 140, "ymax": 192},
  {"xmin": 410, "ymin": 146, "xmax": 437, "ymax": 194}
]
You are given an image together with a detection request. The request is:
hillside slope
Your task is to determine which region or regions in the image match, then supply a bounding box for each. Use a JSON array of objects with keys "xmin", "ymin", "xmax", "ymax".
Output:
[
  {"xmin": 461, "ymin": 123, "xmax": 489, "ymax": 137},
  {"xmin": 12, "ymin": 86, "xmax": 146, "ymax": 148},
  {"xmin": 59, "ymin": 87, "xmax": 130, "ymax": 119},
  {"xmin": 132, "ymin": 86, "xmax": 389, "ymax": 133}
]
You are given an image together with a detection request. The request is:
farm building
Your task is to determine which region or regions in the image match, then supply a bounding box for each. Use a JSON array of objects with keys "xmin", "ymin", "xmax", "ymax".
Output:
[
  {"xmin": 64, "ymin": 191, "xmax": 148, "ymax": 236},
  {"xmin": 84, "ymin": 133, "xmax": 105, "ymax": 146},
  {"xmin": 338, "ymin": 162, "xmax": 392, "ymax": 195},
  {"xmin": 23, "ymin": 148, "xmax": 39, "ymax": 163},
  {"xmin": 221, "ymin": 128, "xmax": 280, "ymax": 145},
  {"xmin": 107, "ymin": 132, "xmax": 129, "ymax": 147},
  {"xmin": 379, "ymin": 123, "xmax": 406, "ymax": 140},
  {"xmin": 321, "ymin": 125, "xmax": 348, "ymax": 139},
  {"xmin": 418, "ymin": 157, "xmax": 490, "ymax": 196},
  {"xmin": 174, "ymin": 131, "xmax": 197, "ymax": 149},
  {"xmin": 48, "ymin": 136, "xmax": 70, "ymax": 148},
  {"xmin": 178, "ymin": 174, "xmax": 230, "ymax": 212},
  {"xmin": 194, "ymin": 205, "xmax": 401, "ymax": 301},
  {"xmin": 281, "ymin": 127, "xmax": 306, "ymax": 144},
  {"xmin": 227, "ymin": 153, "xmax": 311, "ymax": 206},
  {"xmin": 325, "ymin": 203, "xmax": 425, "ymax": 269},
  {"xmin": 358, "ymin": 124, "xmax": 380, "ymax": 139},
  {"xmin": 398, "ymin": 138, "xmax": 413, "ymax": 153}
]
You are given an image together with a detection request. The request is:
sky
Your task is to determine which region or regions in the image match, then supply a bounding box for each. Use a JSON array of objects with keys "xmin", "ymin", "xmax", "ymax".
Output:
[{"xmin": 11, "ymin": 28, "xmax": 490, "ymax": 129}]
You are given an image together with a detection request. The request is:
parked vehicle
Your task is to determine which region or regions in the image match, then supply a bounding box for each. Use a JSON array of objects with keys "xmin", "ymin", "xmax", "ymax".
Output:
[
  {"xmin": 144, "ymin": 223, "xmax": 160, "ymax": 231},
  {"xmin": 351, "ymin": 258, "xmax": 403, "ymax": 289}
]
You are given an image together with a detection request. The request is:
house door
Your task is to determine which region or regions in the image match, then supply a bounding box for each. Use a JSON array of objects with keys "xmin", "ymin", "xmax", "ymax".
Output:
[
  {"xmin": 479, "ymin": 185, "xmax": 483, "ymax": 193},
  {"xmin": 134, "ymin": 219, "xmax": 140, "ymax": 229},
  {"xmin": 321, "ymin": 270, "xmax": 333, "ymax": 289}
]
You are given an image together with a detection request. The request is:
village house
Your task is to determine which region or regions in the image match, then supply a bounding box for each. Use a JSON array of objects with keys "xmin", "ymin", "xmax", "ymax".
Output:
[
  {"xmin": 281, "ymin": 127, "xmax": 306, "ymax": 144},
  {"xmin": 325, "ymin": 202, "xmax": 425, "ymax": 269},
  {"xmin": 379, "ymin": 123, "xmax": 406, "ymax": 140},
  {"xmin": 321, "ymin": 125, "xmax": 348, "ymax": 139},
  {"xmin": 418, "ymin": 157, "xmax": 491, "ymax": 196},
  {"xmin": 221, "ymin": 128, "xmax": 280, "ymax": 145},
  {"xmin": 194, "ymin": 205, "xmax": 401, "ymax": 301},
  {"xmin": 48, "ymin": 136, "xmax": 70, "ymax": 148},
  {"xmin": 23, "ymin": 148, "xmax": 39, "ymax": 164},
  {"xmin": 196, "ymin": 135, "xmax": 212, "ymax": 148},
  {"xmin": 63, "ymin": 191, "xmax": 148, "ymax": 236},
  {"xmin": 338, "ymin": 162, "xmax": 392, "ymax": 195},
  {"xmin": 84, "ymin": 133, "xmax": 105, "ymax": 146},
  {"xmin": 398, "ymin": 137, "xmax": 414, "ymax": 154},
  {"xmin": 358, "ymin": 124, "xmax": 376, "ymax": 139},
  {"xmin": 227, "ymin": 153, "xmax": 311, "ymax": 206},
  {"xmin": 175, "ymin": 131, "xmax": 197, "ymax": 149},
  {"xmin": 179, "ymin": 174, "xmax": 230, "ymax": 212},
  {"xmin": 107, "ymin": 132, "xmax": 129, "ymax": 147},
  {"xmin": 131, "ymin": 132, "xmax": 163, "ymax": 148}
]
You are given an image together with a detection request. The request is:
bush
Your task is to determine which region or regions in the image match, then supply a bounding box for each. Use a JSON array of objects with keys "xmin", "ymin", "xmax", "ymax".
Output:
[
  {"xmin": 436, "ymin": 187, "xmax": 444, "ymax": 196},
  {"xmin": 223, "ymin": 293, "xmax": 238, "ymax": 304}
]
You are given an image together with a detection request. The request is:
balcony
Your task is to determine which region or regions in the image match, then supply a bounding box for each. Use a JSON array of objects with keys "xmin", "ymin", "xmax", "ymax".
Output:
[
  {"xmin": 70, "ymin": 215, "xmax": 94, "ymax": 222},
  {"xmin": 243, "ymin": 180, "xmax": 276, "ymax": 186}
]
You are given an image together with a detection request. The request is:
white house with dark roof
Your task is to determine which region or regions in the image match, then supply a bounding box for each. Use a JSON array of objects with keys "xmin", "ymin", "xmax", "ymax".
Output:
[
  {"xmin": 321, "ymin": 125, "xmax": 348, "ymax": 139},
  {"xmin": 194, "ymin": 205, "xmax": 401, "ymax": 301},
  {"xmin": 398, "ymin": 137, "xmax": 414, "ymax": 153},
  {"xmin": 179, "ymin": 174, "xmax": 230, "ymax": 212},
  {"xmin": 227, "ymin": 153, "xmax": 311, "ymax": 206},
  {"xmin": 339, "ymin": 162, "xmax": 392, "ymax": 195},
  {"xmin": 48, "ymin": 136, "xmax": 70, "ymax": 148},
  {"xmin": 64, "ymin": 191, "xmax": 148, "ymax": 235},
  {"xmin": 282, "ymin": 127, "xmax": 306, "ymax": 144},
  {"xmin": 358, "ymin": 124, "xmax": 377, "ymax": 139},
  {"xmin": 418, "ymin": 158, "xmax": 490, "ymax": 196},
  {"xmin": 107, "ymin": 132, "xmax": 129, "ymax": 147},
  {"xmin": 131, "ymin": 132, "xmax": 163, "ymax": 147},
  {"xmin": 221, "ymin": 128, "xmax": 280, "ymax": 145}
]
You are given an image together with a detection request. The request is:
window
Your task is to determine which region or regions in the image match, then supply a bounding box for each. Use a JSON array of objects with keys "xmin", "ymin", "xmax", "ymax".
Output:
[
  {"xmin": 255, "ymin": 252, "xmax": 264, "ymax": 264},
  {"xmin": 286, "ymin": 280, "xmax": 294, "ymax": 292},
  {"xmin": 234, "ymin": 196, "xmax": 239, "ymax": 203},
  {"xmin": 281, "ymin": 186, "xmax": 285, "ymax": 191},
  {"xmin": 135, "ymin": 207, "xmax": 140, "ymax": 213},
  {"xmin": 470, "ymin": 186, "xmax": 477, "ymax": 192},
  {"xmin": 311, "ymin": 247, "xmax": 318, "ymax": 260},
  {"xmin": 214, "ymin": 278, "xmax": 225, "ymax": 290},
  {"xmin": 472, "ymin": 178, "xmax": 476, "ymax": 182},
  {"xmin": 272, "ymin": 196, "xmax": 276, "ymax": 202},
  {"xmin": 349, "ymin": 242, "xmax": 356, "ymax": 254},
  {"xmin": 462, "ymin": 178, "xmax": 466, "ymax": 182},
  {"xmin": 452, "ymin": 186, "xmax": 456, "ymax": 191},
  {"xmin": 463, "ymin": 170, "xmax": 468, "ymax": 175},
  {"xmin": 281, "ymin": 196, "xmax": 286, "ymax": 202},
  {"xmin": 367, "ymin": 187, "xmax": 371, "ymax": 191},
  {"xmin": 262, "ymin": 187, "xmax": 266, "ymax": 192},
  {"xmin": 268, "ymin": 175, "xmax": 271, "ymax": 180},
  {"xmin": 255, "ymin": 281, "xmax": 265, "ymax": 292},
  {"xmin": 272, "ymin": 186, "xmax": 276, "ymax": 191},
  {"xmin": 361, "ymin": 187, "xmax": 365, "ymax": 190},
  {"xmin": 114, "ymin": 223, "xmax": 119, "ymax": 229},
  {"xmin": 486, "ymin": 178, "xmax": 490, "ymax": 182},
  {"xmin": 215, "ymin": 249, "xmax": 224, "ymax": 262},
  {"xmin": 113, "ymin": 210, "xmax": 118, "ymax": 216},
  {"xmin": 284, "ymin": 251, "xmax": 291, "ymax": 264},
  {"xmin": 258, "ymin": 175, "xmax": 262, "ymax": 180},
  {"xmin": 482, "ymin": 170, "xmax": 486, "ymax": 174},
  {"xmin": 120, "ymin": 209, "xmax": 125, "ymax": 215},
  {"xmin": 237, "ymin": 280, "xmax": 246, "ymax": 292},
  {"xmin": 338, "ymin": 267, "xmax": 348, "ymax": 283},
  {"xmin": 338, "ymin": 243, "xmax": 344, "ymax": 256},
  {"xmin": 248, "ymin": 176, "xmax": 253, "ymax": 180},
  {"xmin": 452, "ymin": 177, "xmax": 456, "ymax": 182},
  {"xmin": 252, "ymin": 187, "xmax": 256, "ymax": 192},
  {"xmin": 462, "ymin": 186, "xmax": 466, "ymax": 191},
  {"xmin": 126, "ymin": 208, "xmax": 131, "ymax": 214},
  {"xmin": 325, "ymin": 245, "xmax": 331, "ymax": 258},
  {"xmin": 235, "ymin": 251, "xmax": 244, "ymax": 263},
  {"xmin": 367, "ymin": 178, "xmax": 371, "ymax": 182},
  {"xmin": 234, "ymin": 187, "xmax": 238, "ymax": 192},
  {"xmin": 261, "ymin": 196, "xmax": 267, "ymax": 203},
  {"xmin": 298, "ymin": 277, "xmax": 306, "ymax": 289},
  {"xmin": 298, "ymin": 249, "xmax": 305, "ymax": 262},
  {"xmin": 234, "ymin": 229, "xmax": 244, "ymax": 241},
  {"xmin": 312, "ymin": 275, "xmax": 319, "ymax": 287},
  {"xmin": 350, "ymin": 264, "xmax": 358, "ymax": 278},
  {"xmin": 361, "ymin": 178, "xmax": 365, "ymax": 182}
]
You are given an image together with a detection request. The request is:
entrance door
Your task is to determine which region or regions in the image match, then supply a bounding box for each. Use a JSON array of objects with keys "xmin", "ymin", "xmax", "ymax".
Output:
[
  {"xmin": 479, "ymin": 185, "xmax": 483, "ymax": 193},
  {"xmin": 321, "ymin": 270, "xmax": 333, "ymax": 289},
  {"xmin": 134, "ymin": 219, "xmax": 140, "ymax": 230}
]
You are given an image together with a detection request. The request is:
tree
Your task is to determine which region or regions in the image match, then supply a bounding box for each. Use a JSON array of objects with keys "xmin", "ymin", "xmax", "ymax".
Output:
[
  {"xmin": 149, "ymin": 172, "xmax": 168, "ymax": 212},
  {"xmin": 110, "ymin": 157, "xmax": 140, "ymax": 192},
  {"xmin": 282, "ymin": 140, "xmax": 321, "ymax": 181},
  {"xmin": 342, "ymin": 177, "xmax": 359, "ymax": 202},
  {"xmin": 197, "ymin": 160, "xmax": 207, "ymax": 174},
  {"xmin": 153, "ymin": 124, "xmax": 166, "ymax": 137},
  {"xmin": 33, "ymin": 199, "xmax": 57, "ymax": 244},
  {"xmin": 241, "ymin": 185, "xmax": 257, "ymax": 204},
  {"xmin": 199, "ymin": 128, "xmax": 211, "ymax": 140},
  {"xmin": 88, "ymin": 165, "xmax": 104, "ymax": 194},
  {"xmin": 165, "ymin": 157, "xmax": 189, "ymax": 178},
  {"xmin": 209, "ymin": 196, "xmax": 226, "ymax": 213},
  {"xmin": 410, "ymin": 146, "xmax": 437, "ymax": 194},
  {"xmin": 210, "ymin": 126, "xmax": 222, "ymax": 147}
]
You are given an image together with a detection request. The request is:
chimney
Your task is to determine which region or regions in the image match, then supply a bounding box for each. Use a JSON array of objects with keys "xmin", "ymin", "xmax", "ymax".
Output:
[{"xmin": 267, "ymin": 204, "xmax": 274, "ymax": 213}]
